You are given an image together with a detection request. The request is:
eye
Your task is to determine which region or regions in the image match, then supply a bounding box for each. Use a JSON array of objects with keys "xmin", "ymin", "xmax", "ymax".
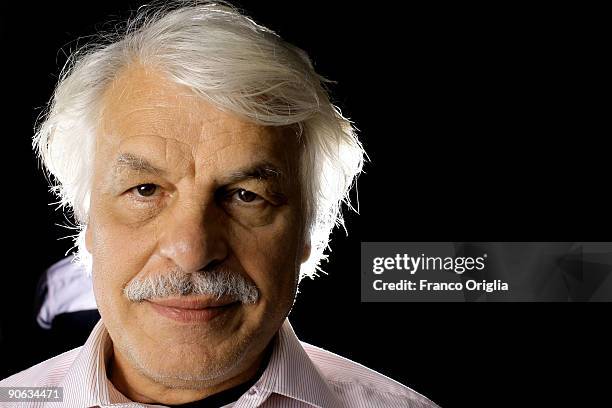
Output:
[
  {"xmin": 230, "ymin": 188, "xmax": 265, "ymax": 205},
  {"xmin": 236, "ymin": 189, "xmax": 258, "ymax": 202},
  {"xmin": 132, "ymin": 184, "xmax": 159, "ymax": 197}
]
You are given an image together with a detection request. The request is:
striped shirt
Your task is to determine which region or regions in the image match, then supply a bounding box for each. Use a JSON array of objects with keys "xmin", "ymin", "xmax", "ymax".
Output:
[{"xmin": 0, "ymin": 319, "xmax": 440, "ymax": 408}]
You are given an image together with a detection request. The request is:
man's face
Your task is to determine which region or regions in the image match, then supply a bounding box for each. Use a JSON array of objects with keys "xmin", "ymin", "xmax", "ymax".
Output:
[{"xmin": 86, "ymin": 65, "xmax": 308, "ymax": 388}]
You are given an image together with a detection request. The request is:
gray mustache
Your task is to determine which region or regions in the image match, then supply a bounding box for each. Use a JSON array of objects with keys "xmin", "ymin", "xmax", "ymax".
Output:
[{"xmin": 123, "ymin": 268, "xmax": 259, "ymax": 304}]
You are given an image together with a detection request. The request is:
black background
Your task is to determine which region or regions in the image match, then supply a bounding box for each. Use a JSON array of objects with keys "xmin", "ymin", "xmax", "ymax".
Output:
[{"xmin": 0, "ymin": 1, "xmax": 610, "ymax": 407}]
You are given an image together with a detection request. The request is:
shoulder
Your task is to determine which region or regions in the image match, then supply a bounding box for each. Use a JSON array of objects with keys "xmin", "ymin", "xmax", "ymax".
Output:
[
  {"xmin": 301, "ymin": 341, "xmax": 440, "ymax": 408},
  {"xmin": 0, "ymin": 347, "xmax": 82, "ymax": 387}
]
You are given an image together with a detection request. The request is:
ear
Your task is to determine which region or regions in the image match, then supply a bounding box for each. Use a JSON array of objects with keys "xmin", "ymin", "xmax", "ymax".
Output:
[{"xmin": 300, "ymin": 241, "xmax": 311, "ymax": 264}]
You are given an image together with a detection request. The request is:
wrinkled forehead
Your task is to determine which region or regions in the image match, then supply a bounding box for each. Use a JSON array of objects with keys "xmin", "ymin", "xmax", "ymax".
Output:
[{"xmin": 96, "ymin": 64, "xmax": 300, "ymax": 173}]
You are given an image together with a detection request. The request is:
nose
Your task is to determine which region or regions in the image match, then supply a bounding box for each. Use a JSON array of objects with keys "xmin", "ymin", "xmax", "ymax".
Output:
[{"xmin": 156, "ymin": 199, "xmax": 229, "ymax": 273}]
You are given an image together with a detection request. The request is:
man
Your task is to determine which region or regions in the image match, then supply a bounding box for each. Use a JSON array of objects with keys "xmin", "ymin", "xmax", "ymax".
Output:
[{"xmin": 1, "ymin": 2, "xmax": 439, "ymax": 407}]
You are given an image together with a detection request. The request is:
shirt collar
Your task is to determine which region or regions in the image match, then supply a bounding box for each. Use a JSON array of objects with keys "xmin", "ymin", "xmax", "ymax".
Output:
[
  {"xmin": 59, "ymin": 318, "xmax": 341, "ymax": 408},
  {"xmin": 59, "ymin": 319, "xmax": 139, "ymax": 407},
  {"xmin": 253, "ymin": 319, "xmax": 342, "ymax": 408}
]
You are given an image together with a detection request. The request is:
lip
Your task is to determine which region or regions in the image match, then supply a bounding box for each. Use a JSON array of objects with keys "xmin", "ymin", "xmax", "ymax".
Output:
[{"xmin": 146, "ymin": 296, "xmax": 239, "ymax": 323}]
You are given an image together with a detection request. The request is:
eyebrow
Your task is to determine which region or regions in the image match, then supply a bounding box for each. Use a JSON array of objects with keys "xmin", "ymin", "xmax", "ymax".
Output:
[
  {"xmin": 224, "ymin": 162, "xmax": 284, "ymax": 185},
  {"xmin": 113, "ymin": 152, "xmax": 284, "ymax": 184},
  {"xmin": 114, "ymin": 153, "xmax": 167, "ymax": 176}
]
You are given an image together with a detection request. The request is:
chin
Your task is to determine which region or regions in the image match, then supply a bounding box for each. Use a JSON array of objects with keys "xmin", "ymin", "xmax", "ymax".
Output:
[{"xmin": 118, "ymin": 328, "xmax": 255, "ymax": 388}]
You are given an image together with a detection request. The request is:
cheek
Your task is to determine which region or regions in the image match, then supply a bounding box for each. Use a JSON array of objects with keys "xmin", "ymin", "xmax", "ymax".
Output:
[
  {"xmin": 88, "ymin": 204, "xmax": 159, "ymax": 295},
  {"xmin": 229, "ymin": 212, "xmax": 302, "ymax": 301}
]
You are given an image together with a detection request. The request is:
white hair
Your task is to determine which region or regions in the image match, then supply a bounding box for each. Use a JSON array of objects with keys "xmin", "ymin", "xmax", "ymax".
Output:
[{"xmin": 33, "ymin": 0, "xmax": 365, "ymax": 280}]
